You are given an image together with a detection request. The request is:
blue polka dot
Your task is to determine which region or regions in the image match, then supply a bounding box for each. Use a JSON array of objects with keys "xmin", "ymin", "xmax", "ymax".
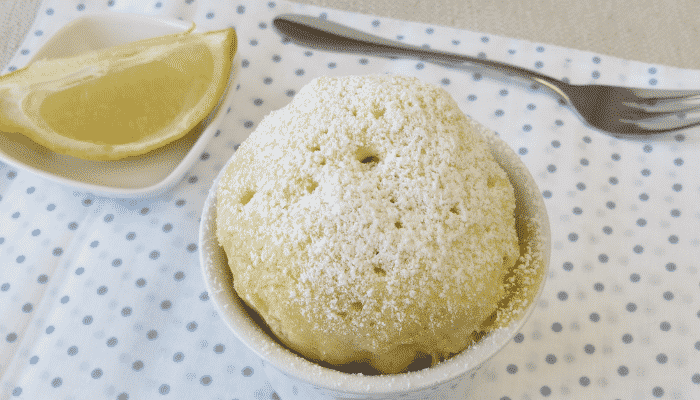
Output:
[
  {"xmin": 21, "ymin": 49, "xmax": 29, "ymax": 55},
  {"xmin": 46, "ymin": 326, "xmax": 55, "ymax": 334},
  {"xmin": 649, "ymin": 78, "xmax": 657, "ymax": 85},
  {"xmin": 237, "ymin": 5, "xmax": 245, "ymax": 13},
  {"xmin": 426, "ymin": 27, "xmax": 434, "ymax": 34},
  {"xmin": 34, "ymin": 30, "xmax": 43, "ymax": 36},
  {"xmin": 46, "ymin": 8, "xmax": 54, "ymax": 15},
  {"xmin": 16, "ymin": 255, "xmax": 25, "ymax": 263},
  {"xmin": 61, "ymin": 296, "xmax": 69, "ymax": 304},
  {"xmin": 30, "ymin": 356, "xmax": 39, "ymax": 364},
  {"xmin": 592, "ymin": 71, "xmax": 600, "ymax": 79},
  {"xmin": 592, "ymin": 56, "xmax": 601, "ymax": 64},
  {"xmin": 77, "ymin": 3, "xmax": 85, "ymax": 11},
  {"xmin": 372, "ymin": 19, "xmax": 380, "ymax": 27}
]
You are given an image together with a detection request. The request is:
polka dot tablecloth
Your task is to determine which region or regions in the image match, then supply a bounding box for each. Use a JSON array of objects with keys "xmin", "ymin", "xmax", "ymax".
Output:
[{"xmin": 1, "ymin": 0, "xmax": 699, "ymax": 399}]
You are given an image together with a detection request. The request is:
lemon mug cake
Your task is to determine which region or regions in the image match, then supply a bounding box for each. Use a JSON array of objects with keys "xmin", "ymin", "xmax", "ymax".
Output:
[{"xmin": 216, "ymin": 74, "xmax": 520, "ymax": 374}]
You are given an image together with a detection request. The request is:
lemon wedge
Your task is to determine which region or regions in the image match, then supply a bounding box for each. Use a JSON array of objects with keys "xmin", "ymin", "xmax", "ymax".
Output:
[{"xmin": 0, "ymin": 25, "xmax": 236, "ymax": 160}]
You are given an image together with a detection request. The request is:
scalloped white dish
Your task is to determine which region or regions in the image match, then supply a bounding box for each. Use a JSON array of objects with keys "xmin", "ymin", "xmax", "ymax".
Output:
[
  {"xmin": 199, "ymin": 126, "xmax": 551, "ymax": 399},
  {"xmin": 0, "ymin": 12, "xmax": 238, "ymax": 198}
]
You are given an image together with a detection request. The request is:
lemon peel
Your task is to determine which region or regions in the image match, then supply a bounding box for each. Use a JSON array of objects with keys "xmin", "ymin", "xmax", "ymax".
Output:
[{"xmin": 0, "ymin": 24, "xmax": 236, "ymax": 160}]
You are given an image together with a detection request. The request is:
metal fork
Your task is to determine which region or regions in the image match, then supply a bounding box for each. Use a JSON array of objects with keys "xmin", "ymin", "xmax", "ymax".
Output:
[{"xmin": 273, "ymin": 14, "xmax": 700, "ymax": 138}]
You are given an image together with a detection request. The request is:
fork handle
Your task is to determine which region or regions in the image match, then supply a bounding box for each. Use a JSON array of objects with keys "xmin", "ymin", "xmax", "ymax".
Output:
[{"xmin": 273, "ymin": 14, "xmax": 570, "ymax": 101}]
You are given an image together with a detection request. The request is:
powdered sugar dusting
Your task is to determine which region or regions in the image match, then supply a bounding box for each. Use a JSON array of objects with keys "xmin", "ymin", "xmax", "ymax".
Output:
[{"xmin": 215, "ymin": 75, "xmax": 523, "ymax": 374}]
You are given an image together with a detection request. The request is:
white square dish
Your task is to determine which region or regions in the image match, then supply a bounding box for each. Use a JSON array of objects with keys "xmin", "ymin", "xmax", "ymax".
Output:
[{"xmin": 0, "ymin": 12, "xmax": 238, "ymax": 198}]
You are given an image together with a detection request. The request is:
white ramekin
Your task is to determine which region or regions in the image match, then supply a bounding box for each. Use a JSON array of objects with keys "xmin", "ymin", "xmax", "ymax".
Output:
[{"xmin": 199, "ymin": 126, "xmax": 551, "ymax": 399}]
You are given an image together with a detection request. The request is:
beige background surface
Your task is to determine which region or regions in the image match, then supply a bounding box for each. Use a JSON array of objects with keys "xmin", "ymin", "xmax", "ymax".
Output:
[{"xmin": 1, "ymin": 0, "xmax": 699, "ymax": 72}]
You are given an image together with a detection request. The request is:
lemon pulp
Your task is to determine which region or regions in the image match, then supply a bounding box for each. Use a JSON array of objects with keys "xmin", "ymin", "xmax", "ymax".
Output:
[{"xmin": 0, "ymin": 26, "xmax": 236, "ymax": 160}]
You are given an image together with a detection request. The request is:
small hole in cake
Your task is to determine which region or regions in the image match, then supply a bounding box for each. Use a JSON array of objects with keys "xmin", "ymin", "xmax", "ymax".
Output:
[
  {"xmin": 319, "ymin": 159, "xmax": 326, "ymax": 166},
  {"xmin": 309, "ymin": 145, "xmax": 320, "ymax": 152},
  {"xmin": 362, "ymin": 155, "xmax": 379, "ymax": 164},
  {"xmin": 450, "ymin": 206, "xmax": 459, "ymax": 214},
  {"xmin": 389, "ymin": 197, "xmax": 396, "ymax": 204},
  {"xmin": 371, "ymin": 107, "xmax": 385, "ymax": 119},
  {"xmin": 240, "ymin": 190, "xmax": 255, "ymax": 206},
  {"xmin": 352, "ymin": 109, "xmax": 357, "ymax": 117},
  {"xmin": 321, "ymin": 129, "xmax": 328, "ymax": 134},
  {"xmin": 356, "ymin": 146, "xmax": 380, "ymax": 165},
  {"xmin": 335, "ymin": 311, "xmax": 348, "ymax": 318},
  {"xmin": 350, "ymin": 301, "xmax": 363, "ymax": 312},
  {"xmin": 373, "ymin": 266, "xmax": 386, "ymax": 276},
  {"xmin": 395, "ymin": 221, "xmax": 403, "ymax": 229},
  {"xmin": 487, "ymin": 176, "xmax": 496, "ymax": 188}
]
